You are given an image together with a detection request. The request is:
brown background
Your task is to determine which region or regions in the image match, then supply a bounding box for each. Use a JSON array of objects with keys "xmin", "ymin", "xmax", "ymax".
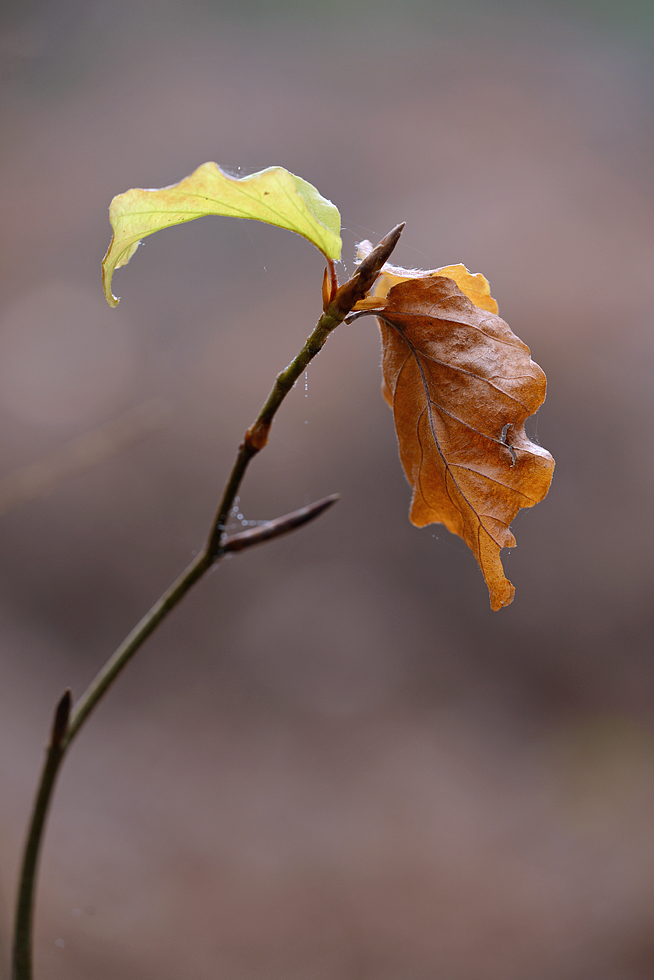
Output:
[{"xmin": 2, "ymin": 1, "xmax": 654, "ymax": 977}]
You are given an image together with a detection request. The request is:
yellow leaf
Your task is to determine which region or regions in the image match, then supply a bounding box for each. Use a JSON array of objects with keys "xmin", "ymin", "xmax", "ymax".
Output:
[{"xmin": 102, "ymin": 164, "xmax": 342, "ymax": 306}]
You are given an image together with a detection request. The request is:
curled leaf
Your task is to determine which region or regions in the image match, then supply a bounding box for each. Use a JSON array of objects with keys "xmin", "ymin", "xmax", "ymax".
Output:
[
  {"xmin": 102, "ymin": 164, "xmax": 342, "ymax": 306},
  {"xmin": 372, "ymin": 274, "xmax": 554, "ymax": 610},
  {"xmin": 355, "ymin": 240, "xmax": 498, "ymax": 313}
]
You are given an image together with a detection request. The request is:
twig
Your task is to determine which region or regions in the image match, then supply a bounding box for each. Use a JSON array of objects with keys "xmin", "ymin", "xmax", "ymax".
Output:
[
  {"xmin": 12, "ymin": 691, "xmax": 71, "ymax": 980},
  {"xmin": 11, "ymin": 224, "xmax": 404, "ymax": 980},
  {"xmin": 222, "ymin": 495, "xmax": 340, "ymax": 553},
  {"xmin": 206, "ymin": 222, "xmax": 406, "ymax": 555}
]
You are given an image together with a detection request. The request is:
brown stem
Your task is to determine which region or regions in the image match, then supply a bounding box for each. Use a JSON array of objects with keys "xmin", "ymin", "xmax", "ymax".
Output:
[{"xmin": 11, "ymin": 223, "xmax": 404, "ymax": 980}]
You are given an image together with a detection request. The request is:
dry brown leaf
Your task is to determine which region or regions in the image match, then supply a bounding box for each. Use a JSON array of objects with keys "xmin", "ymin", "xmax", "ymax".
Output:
[
  {"xmin": 375, "ymin": 275, "xmax": 554, "ymax": 610},
  {"xmin": 355, "ymin": 240, "xmax": 499, "ymax": 313}
]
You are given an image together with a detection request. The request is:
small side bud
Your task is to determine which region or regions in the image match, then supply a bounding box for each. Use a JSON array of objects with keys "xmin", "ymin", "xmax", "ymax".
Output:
[
  {"xmin": 321, "ymin": 266, "xmax": 331, "ymax": 312},
  {"xmin": 245, "ymin": 420, "xmax": 270, "ymax": 451},
  {"xmin": 50, "ymin": 689, "xmax": 72, "ymax": 748}
]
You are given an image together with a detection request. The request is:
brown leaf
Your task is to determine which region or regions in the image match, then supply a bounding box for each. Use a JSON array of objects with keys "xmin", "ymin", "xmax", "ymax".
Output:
[
  {"xmin": 355, "ymin": 241, "xmax": 499, "ymax": 314},
  {"xmin": 375, "ymin": 275, "xmax": 554, "ymax": 610}
]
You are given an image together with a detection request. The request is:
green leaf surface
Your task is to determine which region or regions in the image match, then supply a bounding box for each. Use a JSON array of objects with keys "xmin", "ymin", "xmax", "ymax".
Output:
[{"xmin": 102, "ymin": 163, "xmax": 342, "ymax": 306}]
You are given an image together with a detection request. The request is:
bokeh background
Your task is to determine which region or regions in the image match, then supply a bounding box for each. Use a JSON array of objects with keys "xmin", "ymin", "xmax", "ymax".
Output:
[{"xmin": 2, "ymin": 1, "xmax": 654, "ymax": 977}]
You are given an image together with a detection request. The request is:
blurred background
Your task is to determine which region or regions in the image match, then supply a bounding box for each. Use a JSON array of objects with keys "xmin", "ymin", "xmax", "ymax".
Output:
[{"xmin": 1, "ymin": 0, "xmax": 654, "ymax": 977}]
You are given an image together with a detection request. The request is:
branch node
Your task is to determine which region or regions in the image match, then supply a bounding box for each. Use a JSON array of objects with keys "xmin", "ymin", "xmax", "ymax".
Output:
[{"xmin": 244, "ymin": 423, "xmax": 269, "ymax": 451}]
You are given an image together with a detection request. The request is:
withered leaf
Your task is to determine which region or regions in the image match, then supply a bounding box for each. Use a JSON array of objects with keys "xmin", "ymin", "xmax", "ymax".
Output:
[
  {"xmin": 375, "ymin": 276, "xmax": 554, "ymax": 610},
  {"xmin": 355, "ymin": 240, "xmax": 499, "ymax": 314}
]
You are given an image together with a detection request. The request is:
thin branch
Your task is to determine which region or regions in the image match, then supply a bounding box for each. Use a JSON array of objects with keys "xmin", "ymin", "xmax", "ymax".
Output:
[
  {"xmin": 63, "ymin": 549, "xmax": 212, "ymax": 748},
  {"xmin": 222, "ymin": 494, "xmax": 340, "ymax": 553},
  {"xmin": 207, "ymin": 223, "xmax": 406, "ymax": 556},
  {"xmin": 11, "ymin": 223, "xmax": 404, "ymax": 980},
  {"xmin": 65, "ymin": 496, "xmax": 341, "ymax": 747},
  {"xmin": 12, "ymin": 691, "xmax": 71, "ymax": 980}
]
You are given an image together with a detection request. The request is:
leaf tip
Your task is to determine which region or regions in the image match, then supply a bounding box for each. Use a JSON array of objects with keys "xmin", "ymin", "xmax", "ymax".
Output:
[
  {"xmin": 101, "ymin": 277, "xmax": 120, "ymax": 308},
  {"xmin": 489, "ymin": 579, "xmax": 515, "ymax": 611}
]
